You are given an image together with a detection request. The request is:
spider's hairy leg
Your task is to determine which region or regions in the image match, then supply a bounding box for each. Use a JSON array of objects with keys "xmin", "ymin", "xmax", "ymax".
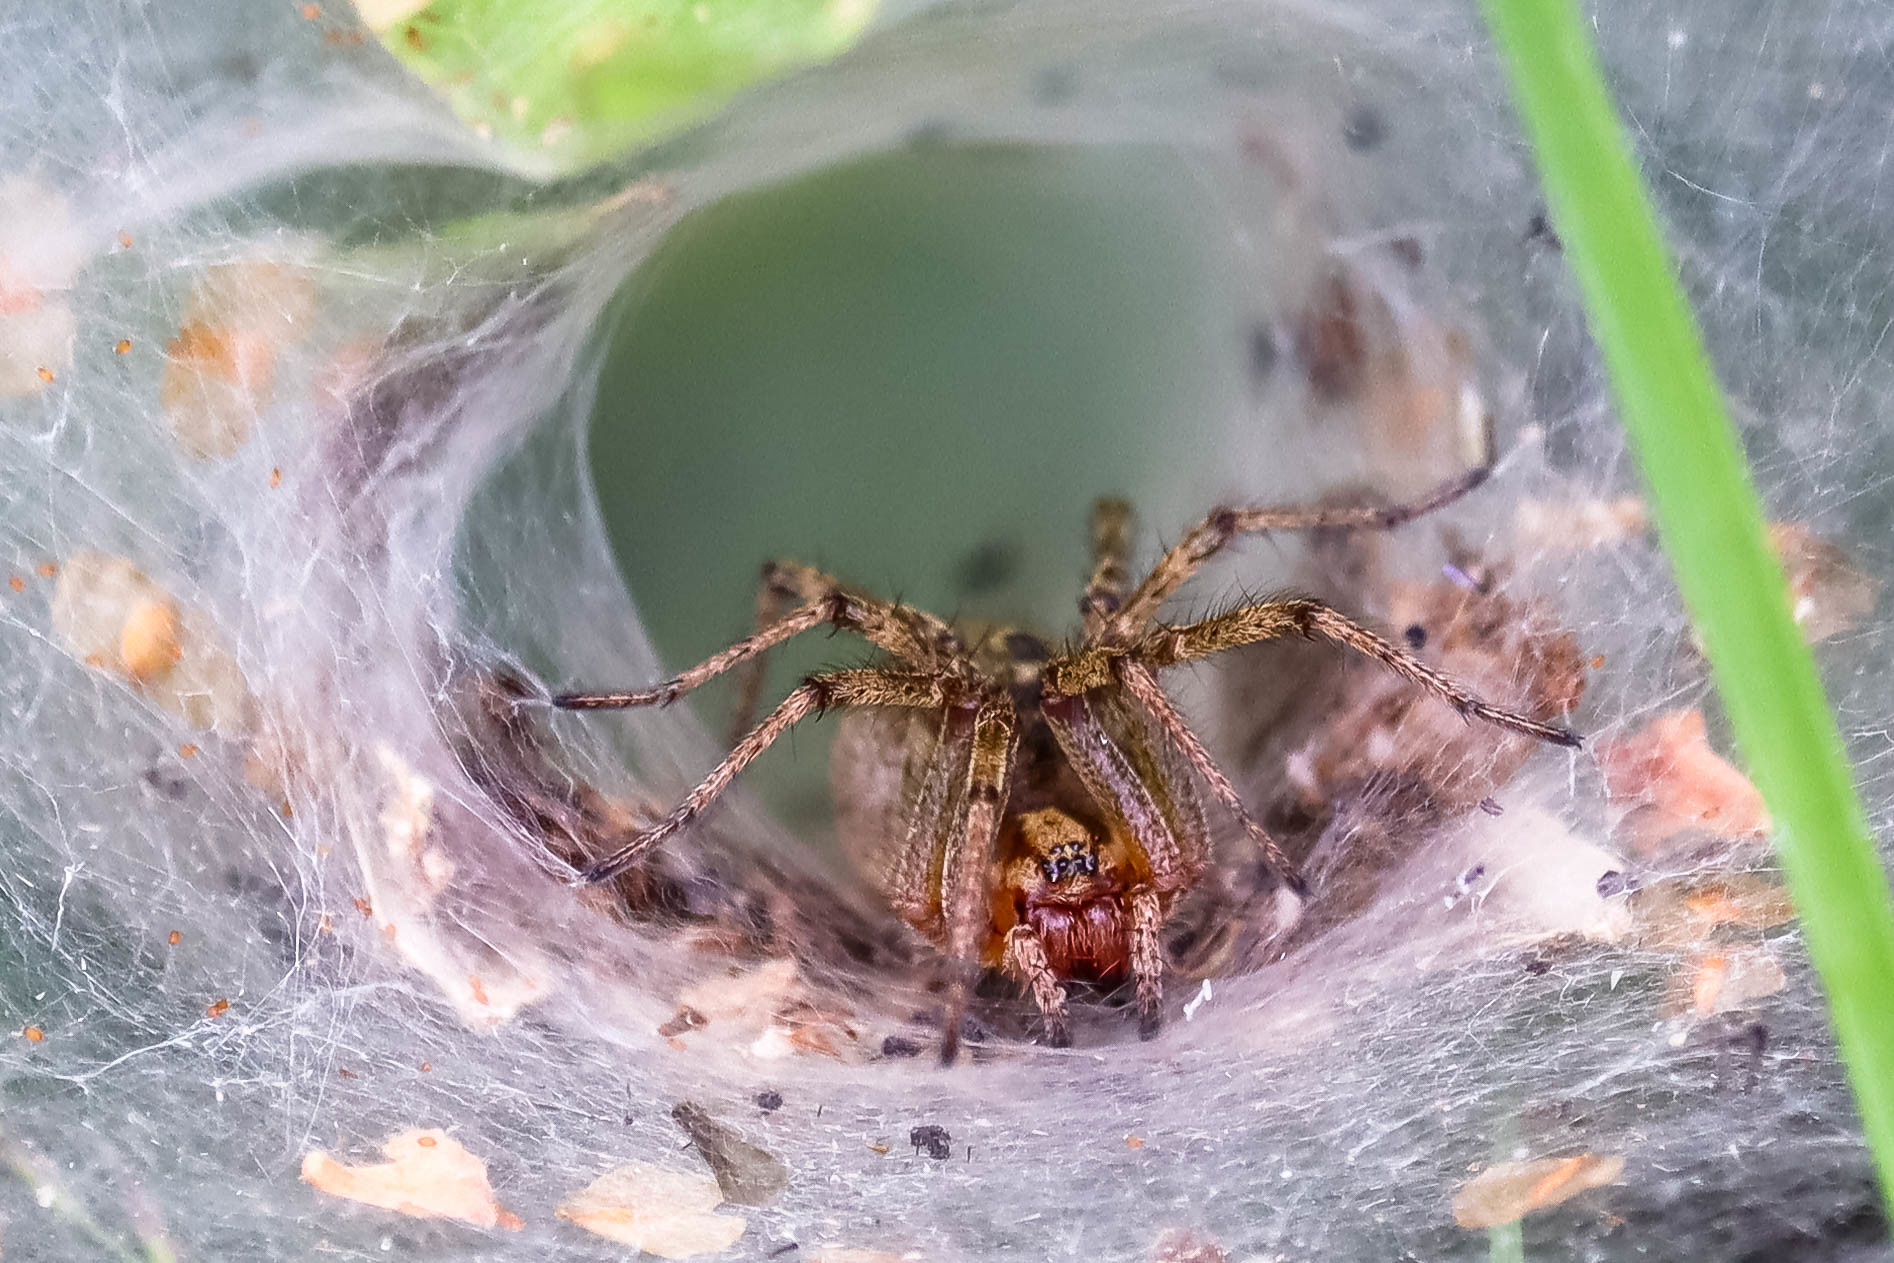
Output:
[
  {"xmin": 1080, "ymin": 496, "xmax": 1135, "ymax": 632},
  {"xmin": 1128, "ymin": 886, "xmax": 1165, "ymax": 1039},
  {"xmin": 1115, "ymin": 660, "xmax": 1309, "ymax": 920},
  {"xmin": 1106, "ymin": 464, "xmax": 1492, "ymax": 636},
  {"xmin": 939, "ymin": 702, "xmax": 1018, "ymax": 1067},
  {"xmin": 1001, "ymin": 924, "xmax": 1070, "ymax": 1048},
  {"xmin": 576, "ymin": 669, "xmax": 952, "ymax": 884},
  {"xmin": 1141, "ymin": 597, "xmax": 1583, "ymax": 748},
  {"xmin": 553, "ymin": 559, "xmax": 962, "ymax": 714}
]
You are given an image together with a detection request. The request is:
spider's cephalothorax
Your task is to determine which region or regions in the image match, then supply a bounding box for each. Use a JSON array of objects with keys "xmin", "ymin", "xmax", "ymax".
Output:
[{"xmin": 554, "ymin": 465, "xmax": 1580, "ymax": 1062}]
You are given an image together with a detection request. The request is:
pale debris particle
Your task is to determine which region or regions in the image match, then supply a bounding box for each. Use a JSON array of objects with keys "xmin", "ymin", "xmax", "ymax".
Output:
[
  {"xmin": 1596, "ymin": 710, "xmax": 1770, "ymax": 855},
  {"xmin": 1152, "ymin": 1226, "xmax": 1230, "ymax": 1262},
  {"xmin": 368, "ymin": 744, "xmax": 549, "ymax": 1026},
  {"xmin": 375, "ymin": 744, "xmax": 450, "ymax": 893},
  {"xmin": 673, "ymin": 957, "xmax": 858, "ymax": 1058},
  {"xmin": 160, "ymin": 260, "xmax": 318, "ymax": 460},
  {"xmin": 557, "ymin": 1162, "xmax": 746, "ymax": 1257},
  {"xmin": 1439, "ymin": 808, "xmax": 1632, "ymax": 945},
  {"xmin": 671, "ymin": 1102, "xmax": 789, "ymax": 1206},
  {"xmin": 1452, "ymin": 1153, "xmax": 1626, "ymax": 1229},
  {"xmin": 301, "ymin": 1129, "xmax": 518, "ymax": 1230},
  {"xmin": 50, "ymin": 551, "xmax": 253, "ymax": 733},
  {"xmin": 1769, "ymin": 521, "xmax": 1881, "ymax": 643},
  {"xmin": 1513, "ymin": 496, "xmax": 1648, "ymax": 552},
  {"xmin": 353, "ymin": 0, "xmax": 428, "ymax": 30},
  {"xmin": 0, "ymin": 176, "xmax": 83, "ymax": 399},
  {"xmin": 678, "ymin": 958, "xmax": 802, "ymax": 1026}
]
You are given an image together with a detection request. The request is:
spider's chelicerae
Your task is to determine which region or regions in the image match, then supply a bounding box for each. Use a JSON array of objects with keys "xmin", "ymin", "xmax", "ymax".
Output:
[{"xmin": 555, "ymin": 465, "xmax": 1579, "ymax": 1062}]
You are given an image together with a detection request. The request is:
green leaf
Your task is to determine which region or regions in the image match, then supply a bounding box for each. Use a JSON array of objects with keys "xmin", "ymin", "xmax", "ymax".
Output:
[{"xmin": 359, "ymin": 0, "xmax": 878, "ymax": 169}]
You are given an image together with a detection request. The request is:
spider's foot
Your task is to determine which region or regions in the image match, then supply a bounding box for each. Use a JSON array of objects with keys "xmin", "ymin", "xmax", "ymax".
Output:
[{"xmin": 1138, "ymin": 1007, "xmax": 1163, "ymax": 1041}]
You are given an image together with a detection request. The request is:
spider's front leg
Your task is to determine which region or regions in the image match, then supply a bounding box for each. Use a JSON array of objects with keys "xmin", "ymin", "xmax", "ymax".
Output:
[{"xmin": 1001, "ymin": 924, "xmax": 1071, "ymax": 1048}]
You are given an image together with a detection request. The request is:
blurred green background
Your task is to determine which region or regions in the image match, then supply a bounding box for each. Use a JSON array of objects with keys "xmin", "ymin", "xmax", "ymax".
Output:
[{"xmin": 589, "ymin": 141, "xmax": 1248, "ymax": 817}]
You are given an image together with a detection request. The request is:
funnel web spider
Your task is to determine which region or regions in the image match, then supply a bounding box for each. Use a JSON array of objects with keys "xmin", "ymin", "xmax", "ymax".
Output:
[{"xmin": 555, "ymin": 465, "xmax": 1579, "ymax": 1062}]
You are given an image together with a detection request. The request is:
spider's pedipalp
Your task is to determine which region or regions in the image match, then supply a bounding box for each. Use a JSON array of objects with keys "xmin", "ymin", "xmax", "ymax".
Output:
[
  {"xmin": 1114, "ymin": 658, "xmax": 1307, "ymax": 898},
  {"xmin": 1002, "ymin": 923, "xmax": 1071, "ymax": 1048}
]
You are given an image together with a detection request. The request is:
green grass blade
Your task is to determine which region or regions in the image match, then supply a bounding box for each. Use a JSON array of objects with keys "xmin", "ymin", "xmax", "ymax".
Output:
[{"xmin": 1478, "ymin": 0, "xmax": 1894, "ymax": 1215}]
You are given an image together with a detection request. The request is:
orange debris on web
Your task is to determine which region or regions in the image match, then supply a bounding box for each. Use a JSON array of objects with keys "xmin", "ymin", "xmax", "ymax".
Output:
[
  {"xmin": 1595, "ymin": 709, "xmax": 1770, "ymax": 855},
  {"xmin": 302, "ymin": 1130, "xmax": 518, "ymax": 1230},
  {"xmin": 1453, "ymin": 1153, "xmax": 1625, "ymax": 1229}
]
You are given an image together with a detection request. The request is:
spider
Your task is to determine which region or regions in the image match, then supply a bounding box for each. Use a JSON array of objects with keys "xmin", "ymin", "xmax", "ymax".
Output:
[{"xmin": 553, "ymin": 464, "xmax": 1579, "ymax": 1062}]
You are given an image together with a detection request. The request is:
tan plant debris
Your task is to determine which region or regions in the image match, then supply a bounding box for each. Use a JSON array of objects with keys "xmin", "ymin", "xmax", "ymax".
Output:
[
  {"xmin": 300, "ymin": 1129, "xmax": 516, "ymax": 1230},
  {"xmin": 51, "ymin": 551, "xmax": 253, "ymax": 733},
  {"xmin": 1513, "ymin": 496, "xmax": 1648, "ymax": 552},
  {"xmin": 1595, "ymin": 710, "xmax": 1770, "ymax": 854},
  {"xmin": 1452, "ymin": 1153, "xmax": 1626, "ymax": 1229},
  {"xmin": 160, "ymin": 260, "xmax": 317, "ymax": 459},
  {"xmin": 1769, "ymin": 521, "xmax": 1881, "ymax": 643},
  {"xmin": 557, "ymin": 1162, "xmax": 746, "ymax": 1257}
]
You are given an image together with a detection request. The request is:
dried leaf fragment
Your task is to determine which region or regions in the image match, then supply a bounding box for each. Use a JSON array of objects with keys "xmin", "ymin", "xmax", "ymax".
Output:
[
  {"xmin": 557, "ymin": 1162, "xmax": 746, "ymax": 1257},
  {"xmin": 1770, "ymin": 522, "xmax": 1880, "ymax": 642},
  {"xmin": 301, "ymin": 1129, "xmax": 516, "ymax": 1230},
  {"xmin": 1452, "ymin": 1153, "xmax": 1626, "ymax": 1229},
  {"xmin": 1596, "ymin": 710, "xmax": 1770, "ymax": 854},
  {"xmin": 671, "ymin": 1102, "xmax": 789, "ymax": 1206}
]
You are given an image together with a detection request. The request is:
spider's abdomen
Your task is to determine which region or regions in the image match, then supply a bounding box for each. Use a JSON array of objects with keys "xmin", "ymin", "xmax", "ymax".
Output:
[{"xmin": 1025, "ymin": 895, "xmax": 1130, "ymax": 981}]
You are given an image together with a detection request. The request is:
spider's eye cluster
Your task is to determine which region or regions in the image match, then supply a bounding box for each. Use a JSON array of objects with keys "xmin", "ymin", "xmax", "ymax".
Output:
[{"xmin": 1041, "ymin": 843, "xmax": 1099, "ymax": 884}]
